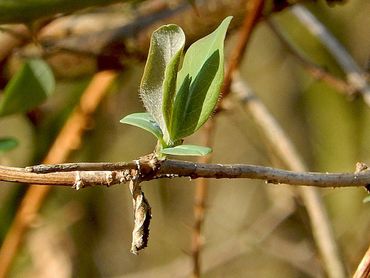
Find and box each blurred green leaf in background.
[0,59,55,117]
[0,137,18,154]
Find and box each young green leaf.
[0,137,18,153]
[120,112,164,144]
[161,144,212,156]
[140,24,185,135]
[162,43,185,141]
[0,59,55,117]
[169,16,232,140]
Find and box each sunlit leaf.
[140,24,185,136]
[161,144,212,156]
[169,16,232,140]
[162,30,185,140]
[0,59,55,117]
[0,137,18,153]
[120,112,163,143]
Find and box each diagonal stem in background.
[266,19,356,96]
[232,75,347,278]
[192,0,265,275]
[191,120,215,278]
[291,5,370,105]
[353,243,370,278]
[0,70,117,278]
[220,0,265,101]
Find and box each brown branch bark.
[0,70,117,278]
[2,159,370,188]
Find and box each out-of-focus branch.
[191,120,215,278]
[122,198,321,278]
[188,0,265,269]
[291,5,370,105]
[0,25,30,68]
[221,0,265,100]
[267,20,356,95]
[0,70,117,278]
[232,75,348,278]
[353,244,370,278]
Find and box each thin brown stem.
[220,0,265,101]
[191,120,215,278]
[0,70,117,278]
[353,244,370,278]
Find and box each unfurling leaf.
[169,16,232,141]
[140,24,185,136]
[161,144,212,156]
[120,112,164,144]
[0,59,55,117]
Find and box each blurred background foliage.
[0,0,369,277]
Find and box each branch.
[0,70,117,278]
[266,19,356,96]
[2,159,370,188]
[291,5,370,106]
[191,120,216,277]
[220,0,265,100]
[232,75,348,277]
[354,244,370,278]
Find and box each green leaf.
[363,195,370,203]
[169,16,232,140]
[0,59,55,117]
[161,144,212,156]
[140,24,185,136]
[0,137,18,153]
[120,112,164,144]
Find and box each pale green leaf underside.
[120,112,163,142]
[363,195,370,203]
[0,137,18,153]
[161,144,212,156]
[169,16,232,140]
[140,24,185,135]
[0,59,55,117]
